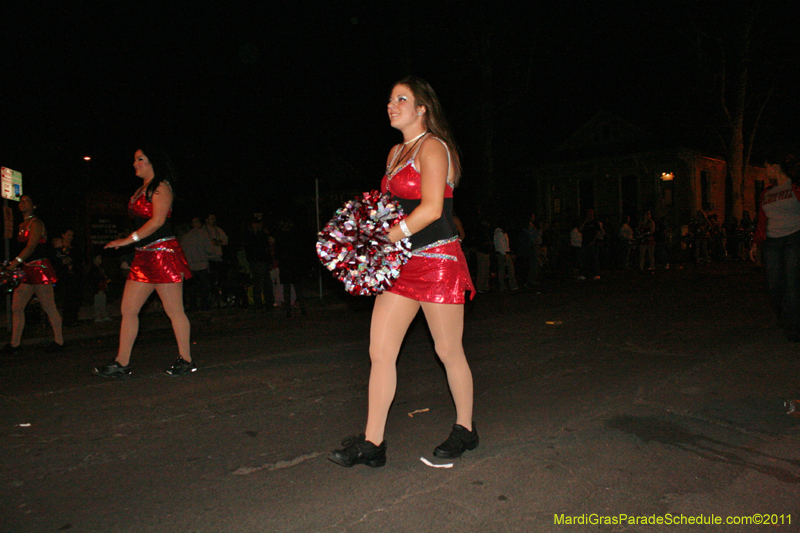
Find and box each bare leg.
[10,284,36,347]
[117,280,156,366]
[420,302,473,430]
[33,285,63,345]
[155,282,191,361]
[365,292,420,445]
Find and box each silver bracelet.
[399,220,413,238]
[131,231,140,242]
[14,256,23,264]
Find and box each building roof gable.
[557,110,652,152]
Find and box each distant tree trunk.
[720,15,750,222]
[700,1,772,222]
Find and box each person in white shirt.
[204,214,228,302]
[494,224,518,291]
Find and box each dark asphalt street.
[1,261,799,532]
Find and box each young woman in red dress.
[1,194,63,354]
[330,77,477,467]
[93,147,194,379]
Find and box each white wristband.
[131,231,140,242]
[399,220,413,238]
[14,257,23,264]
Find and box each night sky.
[2,1,798,230]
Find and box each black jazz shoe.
[93,361,132,380]
[433,423,479,458]
[165,357,197,377]
[328,434,386,468]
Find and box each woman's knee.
[369,346,398,367]
[436,345,467,367]
[12,286,34,311]
[119,303,142,319]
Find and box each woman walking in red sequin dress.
[330,77,477,467]
[93,147,194,379]
[1,194,63,354]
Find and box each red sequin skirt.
[388,239,475,304]
[129,238,192,284]
[22,259,58,285]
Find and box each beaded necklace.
[387,132,429,179]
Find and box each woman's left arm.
[105,183,173,249]
[386,139,448,243]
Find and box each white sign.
[1,167,22,202]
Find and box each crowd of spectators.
[13,204,758,326]
[16,211,313,329]
[457,207,757,291]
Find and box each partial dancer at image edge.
[93,147,194,379]
[1,195,64,355]
[329,76,478,468]
[750,146,800,343]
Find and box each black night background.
[2,1,799,237]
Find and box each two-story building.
[520,111,765,235]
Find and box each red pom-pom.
[0,262,25,293]
[317,191,412,296]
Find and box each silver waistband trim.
[136,236,178,252]
[412,236,459,261]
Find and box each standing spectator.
[204,213,228,303]
[596,217,610,270]
[750,147,800,342]
[638,211,656,271]
[654,216,671,269]
[270,243,293,308]
[580,209,602,280]
[88,253,111,322]
[273,217,307,317]
[538,221,550,272]
[494,222,518,291]
[517,213,541,288]
[474,217,493,293]
[543,221,560,274]
[180,217,214,310]
[53,229,82,326]
[618,215,634,269]
[691,210,711,265]
[709,214,727,260]
[243,215,271,311]
[569,219,583,279]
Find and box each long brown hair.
[393,76,463,185]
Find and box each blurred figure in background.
[180,216,214,311]
[1,195,63,354]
